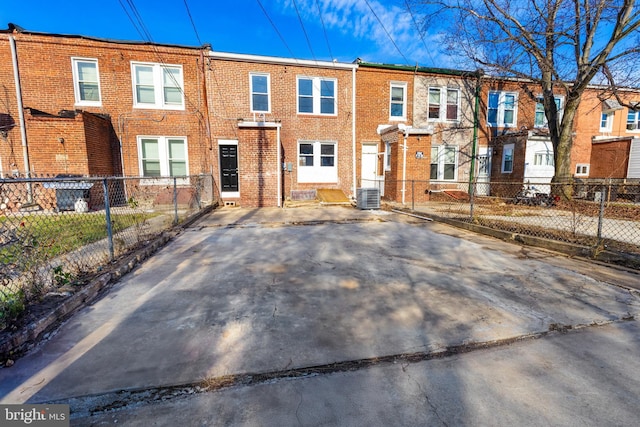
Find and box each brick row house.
[2,24,639,209]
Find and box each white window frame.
[385,142,392,171]
[430,145,458,181]
[250,72,271,113]
[131,62,185,110]
[297,140,338,183]
[600,111,614,132]
[627,109,640,131]
[389,82,407,121]
[297,76,337,116]
[533,151,554,166]
[534,95,564,128]
[137,136,189,183]
[488,91,518,127]
[71,57,101,106]
[501,143,515,173]
[427,87,460,122]
[575,163,590,177]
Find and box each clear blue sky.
[1,0,447,66]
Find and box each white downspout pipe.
[351,66,357,198]
[9,35,30,178]
[401,128,408,205]
[277,125,281,207]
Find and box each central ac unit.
[357,187,380,209]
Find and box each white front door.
[361,144,379,188]
[476,147,492,196]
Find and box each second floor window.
[535,96,563,127]
[488,91,517,127]
[72,58,101,106]
[428,87,459,121]
[627,109,640,130]
[250,73,270,113]
[600,112,614,132]
[390,82,407,120]
[297,77,336,115]
[132,62,184,110]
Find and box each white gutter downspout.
[399,124,409,205]
[9,35,31,179]
[351,66,357,197]
[277,125,281,207]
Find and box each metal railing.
[0,174,218,330]
[374,178,640,258]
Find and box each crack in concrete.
[57,317,636,419]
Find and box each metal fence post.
[469,181,475,221]
[173,176,179,225]
[411,180,415,211]
[597,184,606,241]
[103,178,114,261]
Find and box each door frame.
[218,139,239,198]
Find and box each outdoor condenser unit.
[356,187,380,210]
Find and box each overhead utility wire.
[315,0,335,60]
[363,0,411,65]
[256,0,298,59]
[292,0,317,61]
[183,0,203,46]
[404,0,437,67]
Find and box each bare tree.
[410,0,640,188]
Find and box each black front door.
[220,145,239,192]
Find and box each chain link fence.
[1,174,217,330]
[378,178,640,258]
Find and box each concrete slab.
[73,321,640,426]
[0,206,638,419]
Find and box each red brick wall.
[356,66,414,188]
[589,139,631,179]
[0,32,210,178]
[206,57,355,203]
[83,112,117,176]
[381,130,431,203]
[237,127,280,207]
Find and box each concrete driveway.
[1,206,639,425]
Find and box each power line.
[363,0,410,65]
[292,0,317,61]
[404,0,436,67]
[315,0,335,61]
[183,0,203,46]
[256,0,297,59]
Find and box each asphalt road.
[1,206,638,426]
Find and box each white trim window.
[138,136,188,178]
[488,91,517,127]
[132,62,184,110]
[533,151,554,166]
[627,109,640,131]
[501,143,515,173]
[389,82,407,120]
[250,73,270,113]
[600,112,614,132]
[297,77,336,115]
[430,145,458,181]
[298,140,337,183]
[385,142,392,171]
[575,163,590,176]
[534,95,564,128]
[427,87,459,122]
[72,58,101,106]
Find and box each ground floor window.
[430,145,458,181]
[501,143,514,173]
[298,140,338,183]
[138,136,188,178]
